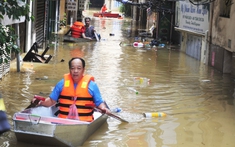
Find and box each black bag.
[150,39,159,47]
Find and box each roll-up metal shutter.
[36,0,46,45]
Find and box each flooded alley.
[1,11,235,147]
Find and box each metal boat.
[13,106,108,147]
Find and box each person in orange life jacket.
[34,57,111,122]
[101,4,107,13]
[65,20,92,40]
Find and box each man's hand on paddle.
[31,95,56,107]
[98,103,111,114]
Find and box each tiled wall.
[0,60,10,79]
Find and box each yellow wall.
[59,0,66,22]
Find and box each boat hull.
[13,106,108,147]
[63,35,96,42]
[93,12,121,18]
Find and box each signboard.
[66,1,77,11]
[178,1,209,33]
[0,15,25,26]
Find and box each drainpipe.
[169,2,175,44]
[208,0,214,65]
[55,0,59,35]
[133,0,137,21]
[25,0,33,52]
[203,30,209,64]
[109,0,112,10]
[156,12,159,40]
[32,0,36,46]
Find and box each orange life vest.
[71,21,85,38]
[57,74,95,122]
[101,5,107,13]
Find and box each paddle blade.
[25,99,41,109]
[86,102,129,123]
[108,112,129,123]
[94,107,129,123]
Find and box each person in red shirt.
[101,4,107,13]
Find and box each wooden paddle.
[86,103,129,123]
[25,95,46,109]
[94,107,129,123]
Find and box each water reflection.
[1,10,235,147]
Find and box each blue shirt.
[85,25,95,39]
[49,79,104,106]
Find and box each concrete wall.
[208,44,232,74]
[209,0,235,74]
[232,53,235,76]
[211,0,235,52]
[209,44,224,72]
[223,50,232,73]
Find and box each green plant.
[119,4,131,17]
[0,0,32,21]
[0,24,19,63]
[0,0,34,64]
[60,13,67,26]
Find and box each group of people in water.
[65,4,108,41]
[65,17,97,40]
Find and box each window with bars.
[220,0,232,18]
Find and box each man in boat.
[65,19,93,40]
[84,17,100,40]
[34,57,111,122]
[100,4,107,13]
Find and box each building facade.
[174,0,235,75]
[209,0,235,74]
[174,0,210,64]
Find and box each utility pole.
[15,24,21,72]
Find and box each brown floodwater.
[1,10,235,147]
